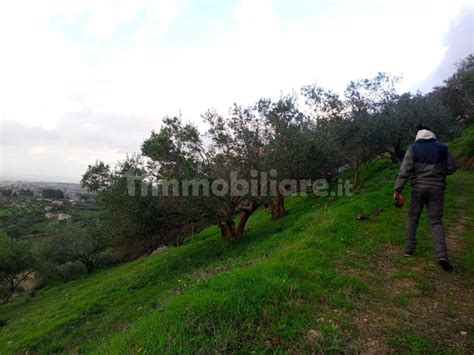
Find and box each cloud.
[0,113,157,182]
[418,6,474,91]
[0,121,59,147]
[40,0,184,40]
[1,110,160,152]
[0,0,184,130]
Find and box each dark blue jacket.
[395,136,457,192]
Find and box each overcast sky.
[0,0,473,182]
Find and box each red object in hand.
[394,193,405,208]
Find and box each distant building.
[51,200,63,206]
[69,198,79,205]
[45,212,56,219]
[44,206,53,212]
[57,213,72,221]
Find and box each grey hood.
[415,129,436,141]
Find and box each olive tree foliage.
[342,73,400,189]
[40,222,107,274]
[302,72,461,188]
[301,84,346,171]
[81,160,112,192]
[141,111,267,241]
[141,116,213,234]
[344,72,399,115]
[142,116,205,180]
[302,73,398,190]
[204,105,267,238]
[432,54,474,123]
[0,233,35,303]
[81,154,189,258]
[256,95,336,219]
[377,92,460,163]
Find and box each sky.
[0,0,473,183]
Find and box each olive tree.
[378,92,460,163]
[302,73,398,191]
[204,105,268,238]
[433,54,474,122]
[142,112,267,241]
[257,95,336,219]
[0,233,35,303]
[40,223,107,274]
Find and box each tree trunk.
[352,160,360,191]
[86,259,95,274]
[388,150,401,164]
[219,202,260,241]
[219,220,237,241]
[79,258,95,274]
[2,279,15,304]
[267,192,287,220]
[2,272,31,304]
[388,139,405,164]
[353,161,371,192]
[236,212,250,238]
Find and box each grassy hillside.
[1,160,473,353]
[450,123,474,169]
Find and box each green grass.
[450,123,474,156]
[1,160,473,353]
[387,333,439,354]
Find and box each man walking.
[394,125,457,271]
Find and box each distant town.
[0,181,97,237]
[0,180,89,199]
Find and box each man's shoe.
[404,252,414,257]
[438,258,453,271]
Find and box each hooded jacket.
[394,130,457,192]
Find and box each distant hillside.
[0,181,87,194]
